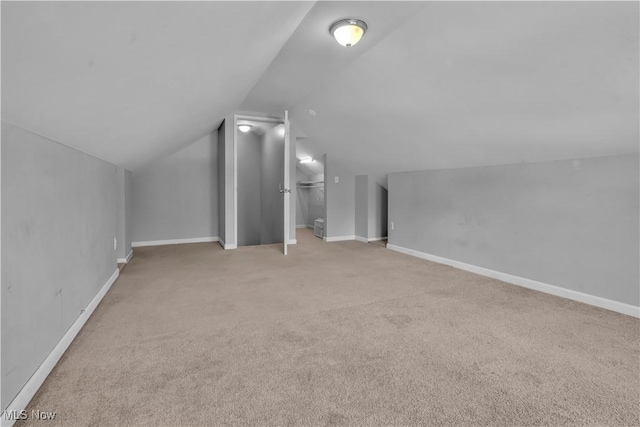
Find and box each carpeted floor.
[19,229,639,426]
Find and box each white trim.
[386,244,640,318]
[324,235,355,242]
[288,239,297,245]
[233,116,238,252]
[117,249,133,264]
[354,236,388,243]
[296,225,308,229]
[132,237,219,248]
[1,269,120,427]
[217,238,236,250]
[284,110,290,256]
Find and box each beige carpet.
[19,229,639,426]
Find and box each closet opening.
[295,154,326,242]
[236,117,287,248]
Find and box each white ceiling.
[248,1,640,175]
[1,1,313,169]
[3,1,638,174]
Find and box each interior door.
[283,110,291,255]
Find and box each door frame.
[233,114,287,251]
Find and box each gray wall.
[131,132,218,243]
[237,131,262,246]
[124,169,132,254]
[325,156,355,238]
[355,175,368,239]
[260,125,285,245]
[218,121,226,244]
[1,122,117,410]
[116,168,132,259]
[388,154,639,306]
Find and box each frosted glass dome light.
[238,124,252,133]
[329,19,368,47]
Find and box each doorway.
[234,115,290,252]
[295,154,326,241]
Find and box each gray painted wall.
[131,132,218,243]
[355,175,368,239]
[218,121,226,244]
[124,169,132,255]
[116,168,132,259]
[260,125,285,245]
[388,154,639,306]
[237,131,262,246]
[1,122,117,410]
[325,156,355,238]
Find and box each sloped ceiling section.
[1,1,314,169]
[3,2,638,174]
[240,1,428,113]
[246,1,639,175]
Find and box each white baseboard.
[296,225,308,229]
[288,239,297,245]
[117,249,133,264]
[216,237,237,250]
[386,244,640,318]
[1,269,120,427]
[132,236,219,248]
[324,235,355,242]
[356,236,387,243]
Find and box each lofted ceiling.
[1,1,313,169]
[3,1,638,174]
[246,1,640,175]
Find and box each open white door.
[283,111,291,255]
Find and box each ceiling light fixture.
[299,157,314,164]
[238,124,252,133]
[329,18,368,47]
